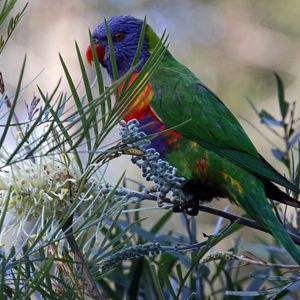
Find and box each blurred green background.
[1,0,300,242]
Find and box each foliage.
[0,2,300,299]
[0,0,27,55]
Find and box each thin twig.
[201,251,300,270]
[63,218,104,300]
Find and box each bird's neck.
[117,71,182,158]
[117,72,154,122]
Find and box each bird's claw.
[172,199,199,216]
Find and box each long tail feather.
[227,181,300,264]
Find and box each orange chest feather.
[117,72,182,157]
[118,73,154,122]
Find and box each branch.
[99,187,300,246]
[196,204,300,246]
[63,218,104,300]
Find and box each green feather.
[146,24,161,54]
[225,174,300,264]
[150,51,300,194]
[147,45,300,263]
[111,20,300,263]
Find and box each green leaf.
[0,2,28,54]
[176,223,237,298]
[176,263,183,282]
[6,84,60,165]
[0,55,26,149]
[151,211,172,234]
[75,41,98,141]
[294,140,300,192]
[118,16,147,100]
[0,35,4,48]
[59,53,92,154]
[0,0,17,27]
[271,148,286,162]
[89,30,105,126]
[225,290,269,296]
[274,72,289,121]
[0,186,11,231]
[149,264,166,300]
[0,255,6,297]
[259,109,282,127]
[127,259,144,299]
[37,85,82,172]
[159,266,177,299]
[21,258,54,298]
[104,18,119,82]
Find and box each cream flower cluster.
[0,153,81,220]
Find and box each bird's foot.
[172,196,199,216]
[186,202,199,216]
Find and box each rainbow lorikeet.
[86,16,300,263]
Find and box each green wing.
[150,52,300,193]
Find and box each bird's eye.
[113,32,125,42]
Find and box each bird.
[86,15,300,263]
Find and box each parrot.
[86,16,300,263]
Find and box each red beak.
[86,44,105,65]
